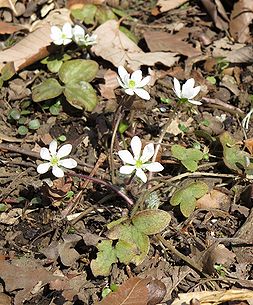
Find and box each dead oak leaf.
[155,0,188,13]
[230,0,253,43]
[0,21,27,34]
[0,0,17,14]
[0,260,58,305]
[91,20,178,70]
[95,277,150,305]
[99,69,118,99]
[144,31,201,58]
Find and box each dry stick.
[67,172,134,207]
[61,153,107,218]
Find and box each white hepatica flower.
[117,66,151,100]
[50,23,73,45]
[37,140,77,178]
[118,136,164,183]
[173,77,201,105]
[73,25,97,46]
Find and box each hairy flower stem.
[66,172,134,207]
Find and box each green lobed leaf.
[119,26,139,44]
[90,240,117,277]
[64,81,98,111]
[171,144,187,161]
[180,196,196,217]
[190,182,209,197]
[115,239,136,265]
[59,59,98,84]
[219,131,250,174]
[32,79,63,102]
[186,148,203,161]
[1,62,15,81]
[71,4,97,24]
[18,125,28,136]
[181,159,198,172]
[132,209,171,235]
[28,119,40,130]
[96,6,117,24]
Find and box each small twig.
[66,172,134,207]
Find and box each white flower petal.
[53,38,64,45]
[52,165,64,178]
[136,168,147,183]
[133,88,150,100]
[144,162,164,172]
[73,25,85,36]
[37,162,51,174]
[57,144,72,158]
[62,38,72,45]
[125,88,135,95]
[119,165,136,175]
[62,23,73,38]
[40,148,51,160]
[140,143,154,162]
[58,158,77,169]
[50,26,61,39]
[182,78,195,97]
[118,150,135,165]
[186,86,201,99]
[117,76,127,88]
[131,70,142,84]
[118,66,129,85]
[188,99,202,105]
[139,75,151,87]
[49,140,57,155]
[131,136,142,160]
[173,77,181,98]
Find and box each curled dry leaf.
[0,24,52,72]
[144,31,201,58]
[225,45,253,64]
[91,20,178,70]
[154,0,188,13]
[0,21,27,34]
[95,277,149,305]
[229,0,253,43]
[170,290,253,305]
[196,189,231,211]
[201,0,229,30]
[0,0,17,15]
[147,279,166,305]
[99,69,118,99]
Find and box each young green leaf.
[90,240,117,277]
[32,79,63,102]
[131,209,171,235]
[64,81,98,111]
[59,59,98,84]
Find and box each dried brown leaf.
[229,0,253,43]
[91,20,178,70]
[196,189,231,211]
[0,21,27,34]
[67,0,105,9]
[171,290,253,305]
[99,69,118,99]
[225,45,253,63]
[201,0,229,30]
[0,259,58,305]
[95,277,149,305]
[0,24,52,72]
[0,0,17,14]
[155,0,188,13]
[147,279,166,305]
[144,31,201,57]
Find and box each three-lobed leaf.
[59,59,98,84]
[32,78,63,102]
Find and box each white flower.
[37,140,77,178]
[117,66,151,100]
[118,136,164,183]
[173,77,201,105]
[50,23,73,45]
[72,25,97,46]
[242,108,253,130]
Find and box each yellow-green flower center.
[135,159,143,168]
[50,155,59,166]
[128,80,136,89]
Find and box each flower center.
[128,80,136,89]
[50,155,59,166]
[135,159,143,168]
